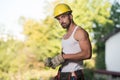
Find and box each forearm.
[62,51,91,61]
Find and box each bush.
[84,69,94,80]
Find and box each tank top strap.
[71,26,78,37]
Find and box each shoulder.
[75,26,89,37]
[75,26,89,41]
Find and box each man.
[44,3,92,80]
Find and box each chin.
[62,26,67,29]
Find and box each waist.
[60,69,83,74]
[61,61,84,72]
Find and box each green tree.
[23,17,65,61]
[110,1,120,28]
[0,38,25,79]
[93,1,120,69]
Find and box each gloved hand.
[44,54,65,69]
[44,57,52,67]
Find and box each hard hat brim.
[54,11,72,18]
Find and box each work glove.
[44,54,65,69]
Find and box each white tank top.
[61,26,83,72]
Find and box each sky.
[0,0,55,41]
[0,0,119,41]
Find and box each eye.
[61,15,66,18]
[56,17,60,21]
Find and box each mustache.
[61,22,66,25]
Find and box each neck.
[67,22,77,32]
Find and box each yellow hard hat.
[54,3,72,17]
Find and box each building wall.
[105,32,120,72]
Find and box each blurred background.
[0,0,120,80]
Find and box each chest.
[63,32,72,39]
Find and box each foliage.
[23,17,65,61]
[84,69,94,80]
[0,0,120,79]
[0,38,26,79]
[95,51,106,69]
[110,1,120,28]
[94,1,120,69]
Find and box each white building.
[105,28,120,72]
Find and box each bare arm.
[62,28,92,60]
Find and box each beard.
[61,21,71,29]
[61,23,68,28]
